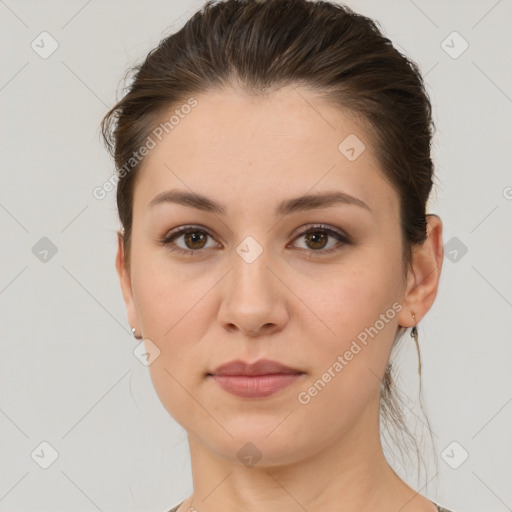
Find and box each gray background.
[1,0,511,511]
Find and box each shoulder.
[436,505,456,512]
[166,502,183,512]
[166,502,456,512]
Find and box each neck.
[177,401,434,512]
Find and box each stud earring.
[131,327,143,340]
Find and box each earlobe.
[397,215,444,327]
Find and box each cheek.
[303,257,402,348]
[290,276,401,443]
[295,248,403,399]
[129,249,231,423]
[131,241,210,338]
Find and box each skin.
[116,85,444,512]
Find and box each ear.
[397,214,444,327]
[115,230,140,335]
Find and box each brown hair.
[101,0,436,476]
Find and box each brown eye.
[160,226,218,255]
[291,225,350,254]
[304,231,329,250]
[160,224,350,257]
[183,230,208,250]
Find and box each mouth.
[207,358,305,398]
[207,373,305,398]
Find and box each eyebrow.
[147,189,371,215]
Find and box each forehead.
[133,85,399,219]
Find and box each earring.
[131,327,143,340]
[410,313,417,341]
[410,312,421,379]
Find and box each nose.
[217,247,289,337]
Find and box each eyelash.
[158,224,351,257]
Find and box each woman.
[101,0,451,510]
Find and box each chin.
[194,418,319,468]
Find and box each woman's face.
[118,85,420,466]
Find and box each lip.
[210,358,303,376]
[208,359,305,399]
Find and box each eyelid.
[291,223,350,242]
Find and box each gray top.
[166,502,454,512]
